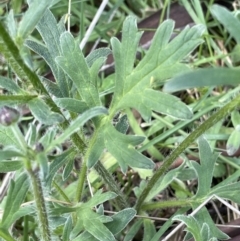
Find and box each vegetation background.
[0,0,240,240]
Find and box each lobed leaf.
[83,190,117,208]
[86,48,111,67]
[56,32,101,108]
[28,97,64,125]
[0,76,23,94]
[1,173,29,229]
[192,137,218,198]
[32,8,70,97]
[210,182,240,204]
[105,208,136,235]
[17,0,52,42]
[0,125,21,147]
[0,161,23,172]
[173,215,204,241]
[81,209,116,241]
[46,147,76,187]
[46,107,108,152]
[110,18,205,121]
[54,98,88,113]
[104,123,155,173]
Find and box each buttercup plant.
[1,1,240,240]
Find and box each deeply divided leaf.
[110,18,205,121]
[1,173,29,229]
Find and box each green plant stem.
[53,180,71,203]
[0,20,126,209]
[75,160,88,202]
[94,161,129,209]
[135,94,240,212]
[26,162,51,241]
[0,229,15,241]
[23,216,29,241]
[142,198,193,211]
[0,21,86,153]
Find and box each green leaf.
[17,0,52,42]
[46,148,76,187]
[25,37,70,97]
[40,76,63,98]
[11,206,35,226]
[232,44,240,63]
[105,208,136,234]
[192,137,218,198]
[54,98,88,113]
[1,173,29,228]
[28,97,64,125]
[63,216,72,241]
[173,215,203,241]
[122,89,193,121]
[84,190,117,208]
[63,158,74,181]
[0,21,50,96]
[200,223,211,241]
[211,4,240,43]
[6,10,17,39]
[36,152,48,179]
[0,147,23,160]
[210,182,240,203]
[0,161,23,172]
[0,228,15,241]
[39,126,57,149]
[85,128,105,168]
[226,129,240,155]
[86,48,111,67]
[0,125,21,148]
[72,231,98,241]
[163,68,240,93]
[46,107,108,151]
[189,207,229,240]
[0,76,23,94]
[110,16,143,102]
[110,18,204,121]
[134,167,180,202]
[0,95,36,105]
[143,219,156,241]
[115,114,129,134]
[123,219,143,241]
[81,209,116,241]
[103,123,155,173]
[56,31,101,107]
[231,110,240,128]
[34,8,70,97]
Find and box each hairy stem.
[26,163,51,241]
[0,21,125,208]
[135,94,240,212]
[94,161,129,209]
[75,160,88,202]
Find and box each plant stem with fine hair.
[135,94,240,212]
[26,162,51,241]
